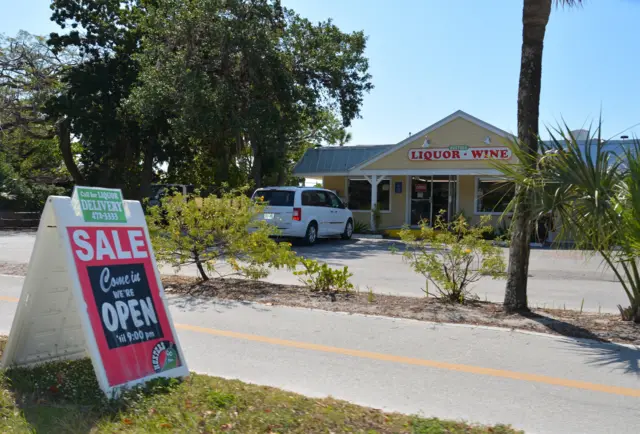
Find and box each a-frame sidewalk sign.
[1,186,189,397]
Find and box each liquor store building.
[292,110,517,230]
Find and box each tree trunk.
[138,137,155,201]
[251,139,262,189]
[193,250,209,281]
[504,0,551,313]
[58,118,84,185]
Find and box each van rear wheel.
[304,222,318,245]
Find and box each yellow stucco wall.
[381,175,407,227]
[361,118,515,171]
[322,176,346,199]
[457,175,476,223]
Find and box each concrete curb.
[352,233,383,240]
[167,294,640,351]
[0,274,24,279]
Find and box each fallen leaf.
[220,423,233,431]
[264,409,271,413]
[122,418,134,425]
[159,423,172,429]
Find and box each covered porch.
[323,169,508,232]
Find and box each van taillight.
[292,208,302,221]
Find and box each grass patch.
[0,340,521,433]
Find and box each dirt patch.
[0,262,27,276]
[164,275,640,346]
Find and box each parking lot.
[0,230,627,313]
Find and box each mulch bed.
[0,262,27,276]
[1,260,637,345]
[163,275,640,346]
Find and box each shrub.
[147,190,298,281]
[396,212,506,303]
[294,258,353,300]
[353,220,369,234]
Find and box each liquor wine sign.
[1,187,188,397]
[408,146,512,161]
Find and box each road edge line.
[175,322,640,398]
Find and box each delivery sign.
[67,226,182,387]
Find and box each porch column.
[370,174,377,231]
[364,175,388,231]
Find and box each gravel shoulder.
[163,275,640,346]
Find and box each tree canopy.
[0,32,72,210]
[35,0,372,201]
[130,0,372,188]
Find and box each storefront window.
[348,179,390,211]
[476,179,514,213]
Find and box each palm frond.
[554,0,583,8]
[496,119,640,318]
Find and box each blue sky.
[3,0,639,144]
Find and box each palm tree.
[337,130,352,147]
[499,125,640,322]
[504,0,582,312]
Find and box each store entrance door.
[410,176,457,226]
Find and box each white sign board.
[1,187,188,397]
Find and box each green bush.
[0,160,67,211]
[294,258,353,299]
[353,220,369,234]
[396,212,506,303]
[147,189,298,281]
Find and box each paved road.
[0,230,628,313]
[1,275,639,434]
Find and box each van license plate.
[263,213,275,220]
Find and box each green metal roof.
[293,145,393,176]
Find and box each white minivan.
[251,187,354,245]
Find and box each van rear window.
[253,190,295,207]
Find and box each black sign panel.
[87,264,164,349]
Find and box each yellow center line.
[175,323,640,398]
[1,296,638,397]
[0,296,19,302]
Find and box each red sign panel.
[67,226,181,387]
[408,147,512,161]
